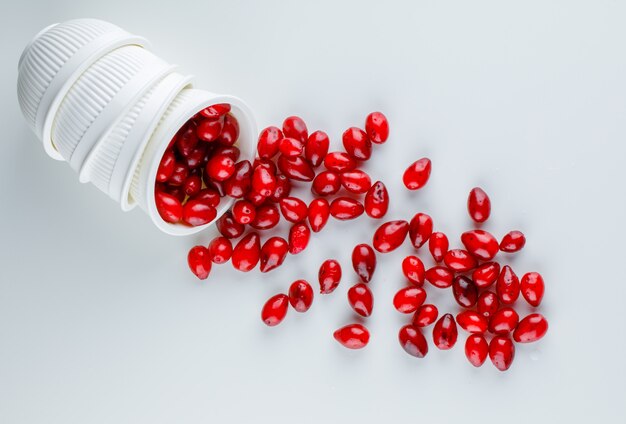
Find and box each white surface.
[1,1,625,423]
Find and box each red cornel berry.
[330,197,364,220]
[282,116,308,142]
[465,334,489,367]
[261,294,289,326]
[443,249,477,272]
[257,126,283,159]
[428,232,449,262]
[259,237,289,273]
[409,212,433,249]
[333,324,370,349]
[288,222,310,255]
[347,283,374,317]
[208,237,232,264]
[365,111,389,144]
[496,265,520,304]
[342,127,372,160]
[364,181,389,219]
[433,313,458,350]
[305,131,330,167]
[401,255,425,286]
[460,230,499,261]
[187,246,212,280]
[398,324,428,358]
[489,336,515,371]
[351,244,376,283]
[288,280,314,313]
[521,272,545,307]
[467,187,491,223]
[500,230,526,253]
[403,158,431,190]
[372,220,409,253]
[319,259,342,294]
[513,314,548,343]
[393,287,427,313]
[232,232,261,272]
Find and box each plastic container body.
[17,19,256,235]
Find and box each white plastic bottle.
[17,18,256,235]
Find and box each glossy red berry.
[500,230,526,253]
[194,188,220,207]
[305,130,330,167]
[425,266,454,288]
[253,157,277,175]
[216,211,245,238]
[231,200,256,224]
[521,272,545,307]
[232,232,261,272]
[412,304,439,327]
[319,259,342,294]
[257,126,283,159]
[251,165,276,197]
[282,116,308,142]
[342,127,372,160]
[365,111,389,144]
[185,144,207,169]
[277,155,315,181]
[489,336,515,371]
[428,232,449,262]
[206,154,235,181]
[408,212,433,248]
[197,118,223,142]
[312,171,341,196]
[250,204,280,230]
[351,244,376,283]
[364,181,389,219]
[308,198,330,232]
[269,174,291,202]
[214,145,241,162]
[208,236,233,264]
[341,170,372,194]
[398,324,428,358]
[288,280,314,312]
[156,150,176,182]
[465,334,489,367]
[472,262,501,288]
[489,307,519,335]
[245,190,268,207]
[278,137,304,157]
[513,314,548,343]
[496,265,520,304]
[452,276,478,308]
[393,287,427,313]
[176,123,199,155]
[288,222,310,254]
[183,174,202,197]
[199,103,230,120]
[401,255,425,286]
[403,158,431,190]
[330,197,364,220]
[223,160,252,199]
[333,324,370,349]
[187,245,212,280]
[467,187,491,223]
[477,291,499,318]
[279,197,308,223]
[456,310,488,333]
[259,237,289,273]
[433,313,458,350]
[261,294,289,326]
[443,249,478,272]
[219,114,239,146]
[155,191,183,223]
[182,199,217,226]
[324,151,357,173]
[347,283,374,317]
[372,220,409,253]
[168,162,189,186]
[461,230,499,261]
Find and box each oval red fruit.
[513,313,548,343]
[288,280,314,313]
[472,262,501,288]
[403,158,431,190]
[259,237,289,273]
[351,244,376,283]
[521,272,545,307]
[412,304,439,327]
[428,232,449,262]
[342,127,372,160]
[489,336,515,371]
[305,130,330,167]
[500,230,526,253]
[347,283,374,317]
[364,181,389,219]
[365,111,389,144]
[187,246,212,280]
[261,294,289,326]
[409,212,433,248]
[308,198,330,232]
[444,249,477,272]
[401,255,425,286]
[496,265,520,304]
[433,313,458,350]
[465,334,489,367]
[288,222,310,254]
[333,324,370,349]
[461,230,499,260]
[399,324,428,358]
[330,197,364,220]
[467,187,491,223]
[393,287,427,314]
[372,220,409,253]
[319,259,342,294]
[231,232,261,272]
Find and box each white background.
[1,1,625,423]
